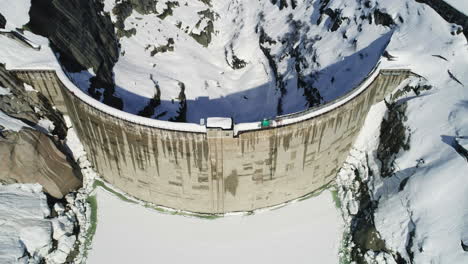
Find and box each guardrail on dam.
[11,67,414,213]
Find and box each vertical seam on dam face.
[10,68,414,214]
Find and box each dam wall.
[11,68,414,213]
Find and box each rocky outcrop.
[0,129,82,198]
[0,13,5,29]
[128,0,158,14]
[27,0,120,106]
[0,65,82,198]
[112,0,173,38]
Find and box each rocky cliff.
[0,13,5,29]
[0,65,82,198]
[27,0,122,109]
[0,129,82,198]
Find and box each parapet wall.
[11,68,414,213]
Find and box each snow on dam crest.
[8,67,414,213]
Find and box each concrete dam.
[10,67,414,213]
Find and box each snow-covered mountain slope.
[67,0,394,122]
[2,0,466,124]
[79,0,467,123]
[335,9,468,261]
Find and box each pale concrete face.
[11,69,412,213]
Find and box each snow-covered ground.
[0,184,79,264]
[95,0,392,122]
[336,12,468,261]
[371,72,468,262]
[444,0,468,15]
[87,188,343,264]
[0,184,51,263]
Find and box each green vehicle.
[261,119,271,127]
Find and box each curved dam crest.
[10,67,414,213]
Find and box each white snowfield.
[0,184,78,264]
[87,188,343,264]
[0,184,51,264]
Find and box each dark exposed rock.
[137,75,161,118]
[198,0,212,7]
[392,83,432,99]
[0,128,82,198]
[190,9,216,47]
[270,0,289,10]
[191,21,214,47]
[324,8,344,32]
[169,82,187,122]
[399,177,410,191]
[348,163,390,263]
[377,101,410,178]
[462,240,468,252]
[225,46,247,70]
[269,0,297,10]
[373,9,395,27]
[316,0,332,25]
[89,76,123,110]
[453,137,468,162]
[432,54,448,61]
[258,27,286,115]
[128,0,158,14]
[448,70,464,86]
[0,12,6,29]
[113,1,137,39]
[157,1,179,20]
[383,50,397,61]
[27,0,119,91]
[112,0,176,38]
[149,38,175,56]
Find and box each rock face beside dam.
[12,68,413,213]
[0,66,81,198]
